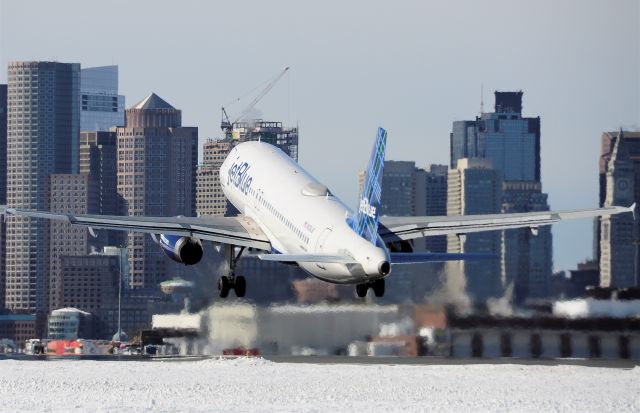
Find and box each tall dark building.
[379,161,417,216]
[0,84,7,204]
[0,218,4,311]
[450,91,552,302]
[501,181,553,300]
[0,84,6,311]
[451,91,541,181]
[117,93,198,288]
[80,131,121,247]
[415,165,448,253]
[363,161,448,252]
[355,162,449,303]
[5,61,80,313]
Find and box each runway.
[2,354,638,369]
[266,355,639,368]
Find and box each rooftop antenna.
[480,84,484,115]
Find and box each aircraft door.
[314,227,332,270]
[315,227,332,253]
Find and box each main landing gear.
[355,278,385,298]
[218,245,247,298]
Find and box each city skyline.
[1,0,639,271]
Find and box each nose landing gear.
[355,278,385,298]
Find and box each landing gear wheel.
[235,276,246,298]
[372,278,385,297]
[355,283,368,298]
[218,276,231,298]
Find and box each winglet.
[349,127,387,244]
[630,203,637,221]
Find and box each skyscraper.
[80,131,121,247]
[501,181,553,299]
[447,158,503,302]
[80,66,125,132]
[599,132,638,288]
[117,93,198,288]
[451,91,540,181]
[596,131,640,286]
[415,165,448,253]
[48,173,99,311]
[356,161,449,302]
[450,91,552,302]
[380,161,418,216]
[375,161,448,252]
[0,84,6,310]
[5,61,80,312]
[0,84,7,205]
[196,139,233,216]
[0,218,4,311]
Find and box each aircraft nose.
[378,260,391,276]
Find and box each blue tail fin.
[350,127,387,244]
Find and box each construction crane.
[220,66,290,135]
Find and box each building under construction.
[196,121,299,217]
[225,120,298,161]
[197,67,298,217]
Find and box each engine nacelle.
[159,235,203,265]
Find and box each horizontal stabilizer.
[258,253,358,264]
[391,252,497,264]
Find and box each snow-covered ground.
[1,358,638,412]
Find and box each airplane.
[0,127,634,298]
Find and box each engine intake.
[159,235,203,265]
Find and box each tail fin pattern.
[350,127,386,244]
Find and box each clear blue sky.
[1,0,639,271]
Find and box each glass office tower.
[80,66,124,132]
[449,91,551,302]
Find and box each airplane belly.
[298,262,371,284]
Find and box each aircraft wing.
[378,204,635,242]
[0,206,271,251]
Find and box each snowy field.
[1,358,639,412]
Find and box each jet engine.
[159,235,203,265]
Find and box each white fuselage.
[220,141,390,284]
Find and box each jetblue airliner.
[1,128,634,298]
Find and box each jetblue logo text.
[228,161,253,195]
[359,198,377,219]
